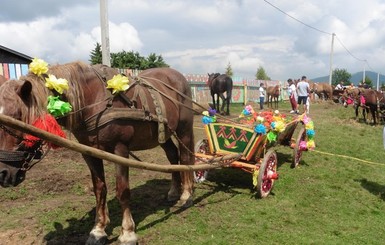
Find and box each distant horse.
[207,73,233,115]
[266,85,281,109]
[342,87,379,125]
[311,82,333,101]
[0,62,195,244]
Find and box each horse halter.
[0,124,47,171]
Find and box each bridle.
[0,124,49,171]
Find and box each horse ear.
[16,80,33,102]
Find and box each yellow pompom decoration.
[202,111,209,116]
[45,74,69,94]
[106,74,130,94]
[307,140,315,149]
[274,121,286,132]
[305,121,314,130]
[29,58,49,76]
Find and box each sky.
[1,0,385,81]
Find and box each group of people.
[257,75,311,114]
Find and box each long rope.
[312,150,385,167]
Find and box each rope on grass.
[312,149,385,167]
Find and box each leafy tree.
[89,42,102,65]
[225,62,233,77]
[255,66,270,80]
[332,68,351,86]
[146,53,169,69]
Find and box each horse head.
[0,78,43,187]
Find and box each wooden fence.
[0,63,289,105]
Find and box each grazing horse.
[266,85,281,109]
[207,73,233,115]
[0,62,195,245]
[311,82,333,101]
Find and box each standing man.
[287,79,297,113]
[258,83,265,110]
[296,76,310,114]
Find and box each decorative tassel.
[24,114,66,149]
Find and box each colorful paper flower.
[208,108,216,116]
[106,74,130,94]
[267,131,278,142]
[306,129,315,138]
[29,58,49,76]
[299,140,308,151]
[305,121,314,130]
[307,140,315,150]
[47,95,72,117]
[274,121,286,132]
[257,116,264,123]
[45,74,69,94]
[254,123,266,134]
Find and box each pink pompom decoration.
[299,140,308,151]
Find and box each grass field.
[1,100,385,244]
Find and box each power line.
[264,0,378,76]
[263,0,332,35]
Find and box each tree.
[361,76,373,88]
[255,66,270,80]
[332,68,351,86]
[225,62,233,77]
[89,42,102,65]
[146,53,169,69]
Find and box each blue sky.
[1,0,384,81]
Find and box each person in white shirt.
[296,76,310,114]
[258,83,265,110]
[287,79,297,113]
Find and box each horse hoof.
[86,234,108,245]
[175,197,193,208]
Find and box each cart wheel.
[291,127,306,168]
[194,139,210,183]
[256,149,278,198]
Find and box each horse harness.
[83,71,169,144]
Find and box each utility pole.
[328,33,335,86]
[100,0,111,66]
[362,60,366,85]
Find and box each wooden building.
[0,45,32,79]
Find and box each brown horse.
[207,73,233,115]
[0,62,195,244]
[266,85,281,109]
[311,82,333,101]
[0,74,6,85]
[342,87,380,125]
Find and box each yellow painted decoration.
[106,74,130,94]
[45,74,69,94]
[29,58,48,76]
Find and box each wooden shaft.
[0,114,241,173]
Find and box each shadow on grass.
[44,178,190,244]
[354,178,385,201]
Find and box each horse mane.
[19,61,89,129]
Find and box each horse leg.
[211,94,217,112]
[113,144,137,245]
[218,93,226,115]
[176,127,195,207]
[161,139,181,202]
[84,155,110,245]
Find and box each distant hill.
[311,71,385,86]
